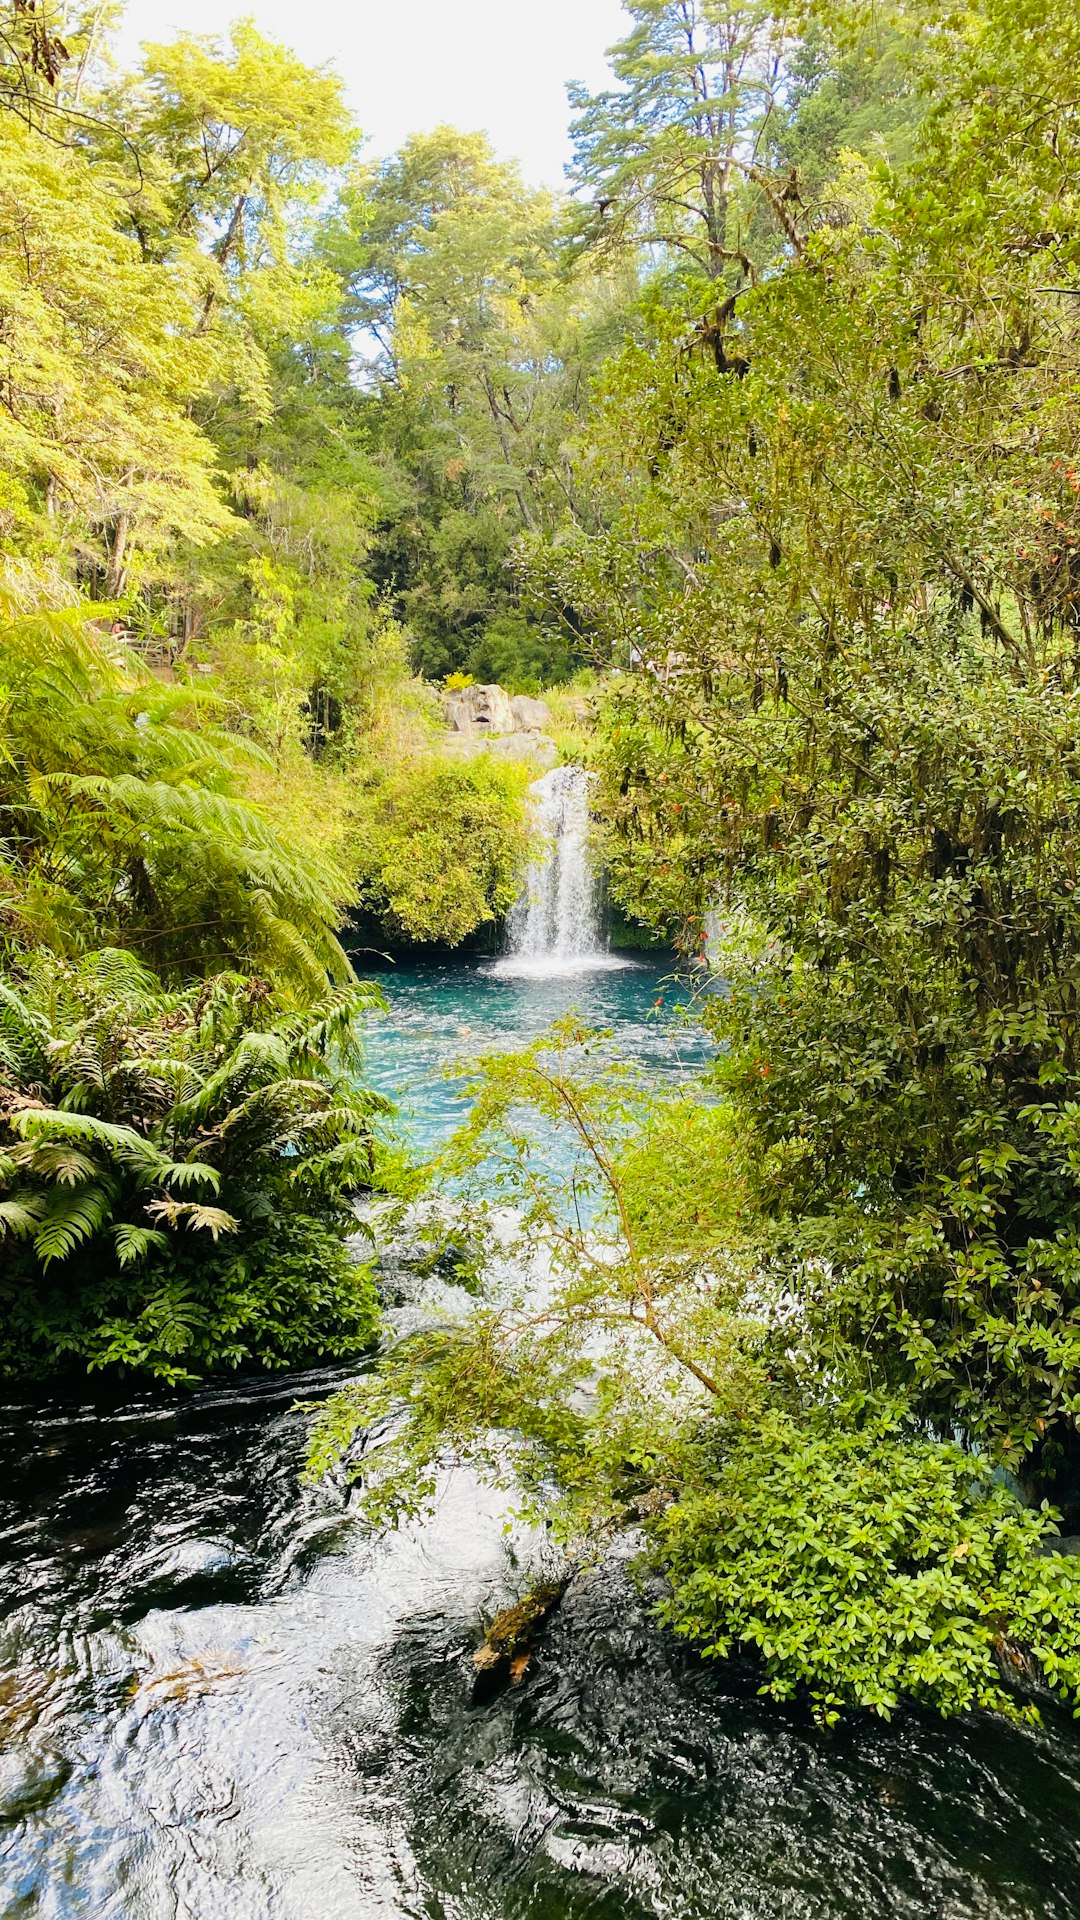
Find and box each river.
[3,956,1080,1917]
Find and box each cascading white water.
[492,764,633,976]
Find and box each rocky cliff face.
[442,684,556,764]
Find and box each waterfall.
[492,765,632,976]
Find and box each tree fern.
[0,952,386,1378]
[0,582,354,991]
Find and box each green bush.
[0,951,386,1382]
[659,1411,1080,1725]
[352,753,534,945]
[311,1030,1080,1725]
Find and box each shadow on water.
[2,963,1080,1916]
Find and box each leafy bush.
[351,753,534,944]
[311,1029,1080,1724]
[0,950,386,1381]
[660,1411,1080,1725]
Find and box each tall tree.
[116,23,354,308]
[322,128,637,683]
[562,0,1080,1464]
[0,115,233,586]
[568,0,791,286]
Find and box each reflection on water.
[3,963,1080,1917]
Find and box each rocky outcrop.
[442,683,556,766]
[444,683,517,735]
[444,683,552,737]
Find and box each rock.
[484,732,558,767]
[441,681,559,767]
[0,1747,70,1820]
[470,1581,566,1704]
[127,1536,254,1600]
[510,694,552,733]
[443,684,553,740]
[444,684,517,735]
[155,1538,247,1581]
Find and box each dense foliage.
[0,2,565,1376]
[320,126,637,686]
[569,0,1080,1467]
[12,0,1080,1727]
[659,1413,1080,1724]
[310,1029,1080,1722]
[0,581,354,989]
[0,951,385,1381]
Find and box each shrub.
[659,1410,1080,1725]
[351,754,534,945]
[0,950,387,1381]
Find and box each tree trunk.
[106,512,130,598]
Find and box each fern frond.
[0,979,47,1078]
[158,1160,221,1194]
[0,1193,46,1238]
[145,1198,238,1239]
[168,1030,294,1128]
[113,1223,170,1267]
[34,1182,111,1266]
[18,1140,100,1185]
[11,1106,161,1171]
[71,948,162,1001]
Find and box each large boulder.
[444,683,517,735]
[510,693,552,733]
[443,684,553,738]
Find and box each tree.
[0,115,233,586]
[568,0,791,287]
[322,128,636,683]
[766,10,921,194]
[350,752,536,945]
[117,22,354,305]
[0,573,356,990]
[0,0,73,125]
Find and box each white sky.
[114,0,628,186]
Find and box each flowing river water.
[5,942,1080,1915]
